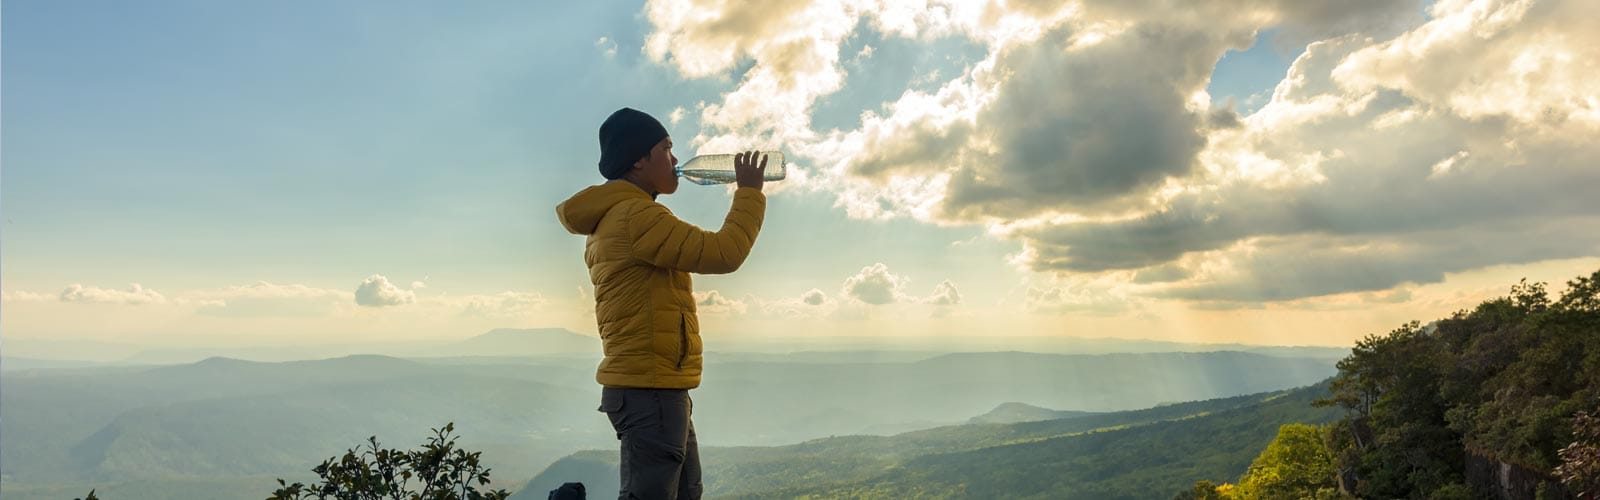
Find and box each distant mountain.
[689,351,1337,446]
[967,402,1096,425]
[119,345,379,365]
[0,354,605,489]
[1,338,148,362]
[428,328,600,357]
[510,451,618,500]
[2,350,1338,499]
[704,335,1351,360]
[518,381,1342,499]
[1,357,108,372]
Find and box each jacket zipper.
[677,313,688,371]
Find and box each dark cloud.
[1012,32,1600,290]
[1131,264,1192,284]
[1157,220,1600,302]
[940,23,1227,219]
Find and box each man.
[555,107,768,500]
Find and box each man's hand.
[734,150,767,191]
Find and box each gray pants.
[599,387,701,500]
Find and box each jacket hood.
[556,181,651,235]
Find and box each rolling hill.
[514,381,1341,499]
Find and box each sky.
[3,0,1597,349]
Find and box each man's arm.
[628,188,766,274]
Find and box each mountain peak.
[969,402,1096,425]
[192,356,256,366]
[473,327,587,339]
[437,327,599,357]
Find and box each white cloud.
[458,291,545,318]
[693,290,748,315]
[58,283,167,305]
[669,106,687,126]
[183,281,346,300]
[1,290,52,302]
[1331,0,1600,131]
[855,44,875,60]
[926,280,961,306]
[842,262,906,305]
[179,281,347,317]
[354,275,416,307]
[644,0,857,152]
[596,36,618,58]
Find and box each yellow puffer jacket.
[556,181,766,389]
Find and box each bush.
[269,422,510,500]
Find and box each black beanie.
[597,107,669,180]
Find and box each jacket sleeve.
[628,187,766,274]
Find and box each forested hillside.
[1183,269,1600,499]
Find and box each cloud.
[1,290,52,302]
[939,26,1224,218]
[458,291,545,318]
[58,283,167,305]
[669,106,687,126]
[1131,264,1192,284]
[644,0,859,151]
[802,288,827,305]
[648,0,1600,304]
[1331,0,1600,130]
[184,281,346,300]
[181,281,347,317]
[354,275,416,307]
[1156,220,1600,303]
[926,280,961,306]
[1023,284,1132,316]
[596,36,618,58]
[693,290,748,315]
[1012,13,1600,298]
[843,263,906,305]
[855,44,875,60]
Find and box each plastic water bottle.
[675,151,787,185]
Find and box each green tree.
[1236,424,1338,499]
[269,422,510,500]
[1556,409,1600,498]
[1319,269,1600,498]
[1174,480,1229,500]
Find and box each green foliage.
[1180,424,1344,500]
[73,490,100,500]
[1556,409,1600,498]
[269,423,510,500]
[1173,480,1227,500]
[1235,424,1338,499]
[737,383,1342,499]
[1321,269,1600,498]
[1425,483,1473,500]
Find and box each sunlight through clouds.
[644,0,1600,308]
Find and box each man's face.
[633,136,679,195]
